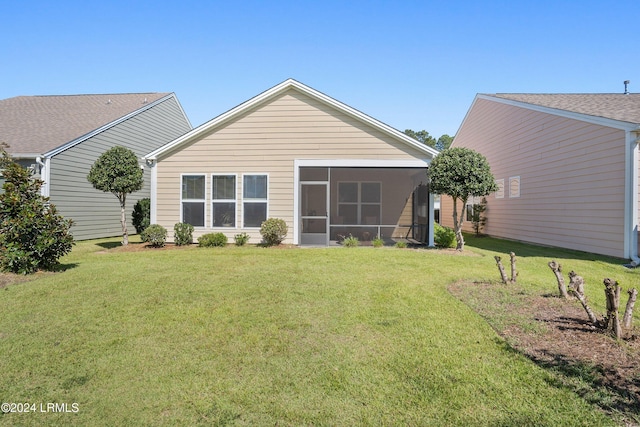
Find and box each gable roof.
[145,79,439,160]
[0,93,173,157]
[486,93,640,126]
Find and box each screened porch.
[298,166,431,246]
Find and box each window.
[181,175,205,227]
[243,174,268,227]
[495,179,505,199]
[337,182,381,224]
[509,176,520,198]
[212,175,236,227]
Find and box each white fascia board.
[294,159,430,168]
[43,93,178,158]
[478,94,640,132]
[145,79,438,161]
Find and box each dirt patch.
[449,281,640,426]
[0,271,56,289]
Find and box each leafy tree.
[87,146,143,246]
[436,134,454,151]
[428,147,498,250]
[404,129,437,149]
[0,150,74,273]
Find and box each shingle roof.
[0,93,170,156]
[488,93,640,125]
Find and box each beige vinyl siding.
[155,89,428,243]
[442,98,627,258]
[49,97,191,240]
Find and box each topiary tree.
[428,147,498,251]
[0,150,74,273]
[87,146,143,246]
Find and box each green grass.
[0,235,637,426]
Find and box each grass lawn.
[0,235,638,426]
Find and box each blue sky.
[2,0,638,138]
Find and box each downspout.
[145,157,158,225]
[629,130,640,266]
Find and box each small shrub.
[174,222,194,246]
[198,232,228,247]
[342,235,359,247]
[260,218,288,246]
[372,236,384,248]
[234,232,250,246]
[434,223,456,248]
[141,224,167,247]
[395,241,408,249]
[132,198,150,234]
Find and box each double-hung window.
[181,175,205,227]
[212,175,236,227]
[243,174,268,227]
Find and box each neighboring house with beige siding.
[441,93,640,262]
[144,79,438,246]
[0,93,192,239]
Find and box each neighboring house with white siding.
[144,79,439,246]
[0,93,192,240]
[441,93,640,262]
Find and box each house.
[0,93,192,240]
[441,92,640,262]
[144,79,439,246]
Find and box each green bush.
[141,224,167,247]
[342,235,359,247]
[174,222,194,246]
[234,232,250,246]
[132,198,150,234]
[260,218,288,246]
[434,223,456,248]
[198,232,228,247]
[372,237,384,248]
[0,151,74,274]
[395,241,408,249]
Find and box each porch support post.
[428,188,435,247]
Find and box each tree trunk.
[623,288,638,330]
[509,252,517,283]
[603,278,622,339]
[568,271,599,326]
[452,198,465,251]
[494,256,508,284]
[548,260,569,299]
[119,193,128,246]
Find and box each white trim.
[211,173,238,229]
[150,161,157,224]
[241,173,269,229]
[624,130,639,262]
[508,176,521,198]
[294,159,430,168]
[44,93,180,158]
[180,173,207,228]
[144,79,439,160]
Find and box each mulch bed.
[449,280,640,426]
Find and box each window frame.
[337,181,382,225]
[180,173,207,227]
[211,174,237,228]
[509,176,521,198]
[242,173,269,228]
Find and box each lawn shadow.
[96,241,123,250]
